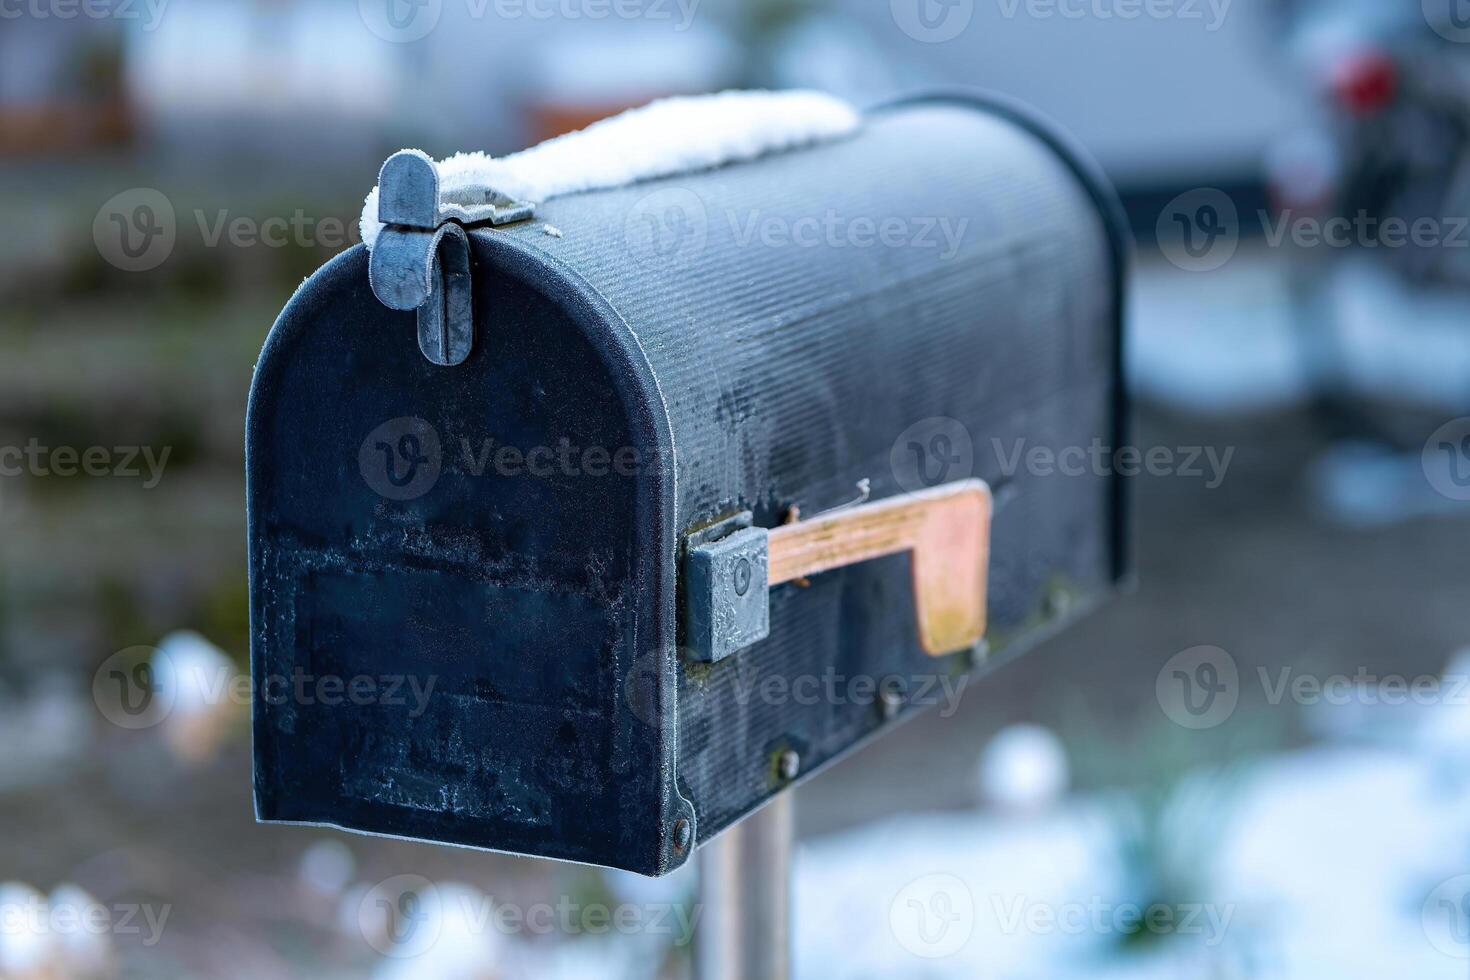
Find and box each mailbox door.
[248,244,690,875]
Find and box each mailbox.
[247,90,1129,876]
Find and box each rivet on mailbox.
[246,90,1130,879]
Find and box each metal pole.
[695,791,794,980]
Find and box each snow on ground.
[1129,248,1470,418]
[1129,249,1306,415]
[795,704,1470,978]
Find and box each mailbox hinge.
[367,149,535,367]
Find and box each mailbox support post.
[695,792,794,980]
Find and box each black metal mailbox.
[247,91,1129,876]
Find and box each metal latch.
[367,149,534,367]
[683,479,993,663]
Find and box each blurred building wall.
[831,0,1306,185]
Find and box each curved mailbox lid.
[477,91,1130,845]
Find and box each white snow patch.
[359,90,860,250]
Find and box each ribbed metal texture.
[515,99,1123,840]
[249,94,1127,874]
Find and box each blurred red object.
[0,101,133,156]
[528,98,662,144]
[1328,49,1398,116]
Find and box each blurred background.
[5,0,1470,976]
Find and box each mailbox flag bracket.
[366,148,534,367]
[683,480,993,664]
